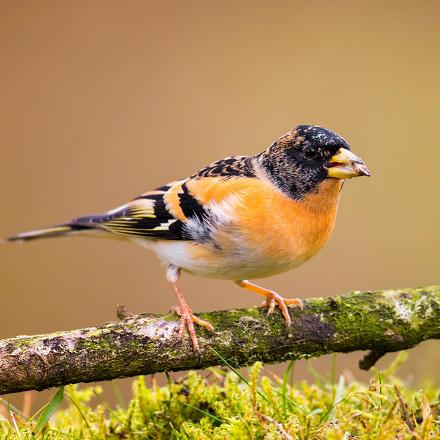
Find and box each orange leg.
[235,280,303,328]
[167,266,213,354]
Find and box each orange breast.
[185,177,343,277]
[236,178,343,265]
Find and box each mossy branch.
[0,286,439,395]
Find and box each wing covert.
[71,182,188,240]
[70,154,257,242]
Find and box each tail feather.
[6,224,91,242]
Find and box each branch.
[0,286,439,395]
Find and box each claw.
[237,280,303,330]
[258,292,303,329]
[171,304,214,355]
[168,268,214,356]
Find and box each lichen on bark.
[0,286,439,395]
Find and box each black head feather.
[257,125,350,199]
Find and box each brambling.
[7,125,370,354]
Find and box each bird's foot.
[170,304,214,355]
[258,292,303,329]
[235,280,303,329]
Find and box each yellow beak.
[326,148,370,179]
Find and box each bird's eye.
[304,150,319,160]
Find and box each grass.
[1,352,439,439]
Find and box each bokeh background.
[1,0,439,409]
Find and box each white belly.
[133,238,302,280]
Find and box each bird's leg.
[167,265,214,354]
[235,280,303,329]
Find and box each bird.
[7,125,370,354]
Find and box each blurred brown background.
[1,0,439,408]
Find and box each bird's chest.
[191,179,342,279]
[236,191,339,270]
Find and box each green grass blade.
[211,348,271,405]
[211,349,309,415]
[321,375,345,421]
[307,408,323,417]
[65,392,92,430]
[331,353,337,402]
[111,381,126,408]
[282,360,295,418]
[180,401,223,424]
[34,386,64,433]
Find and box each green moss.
[2,353,440,439]
[2,286,440,395]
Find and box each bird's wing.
[71,156,258,241]
[69,177,236,241]
[71,180,187,240]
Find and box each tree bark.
[0,286,439,395]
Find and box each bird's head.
[257,125,370,199]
